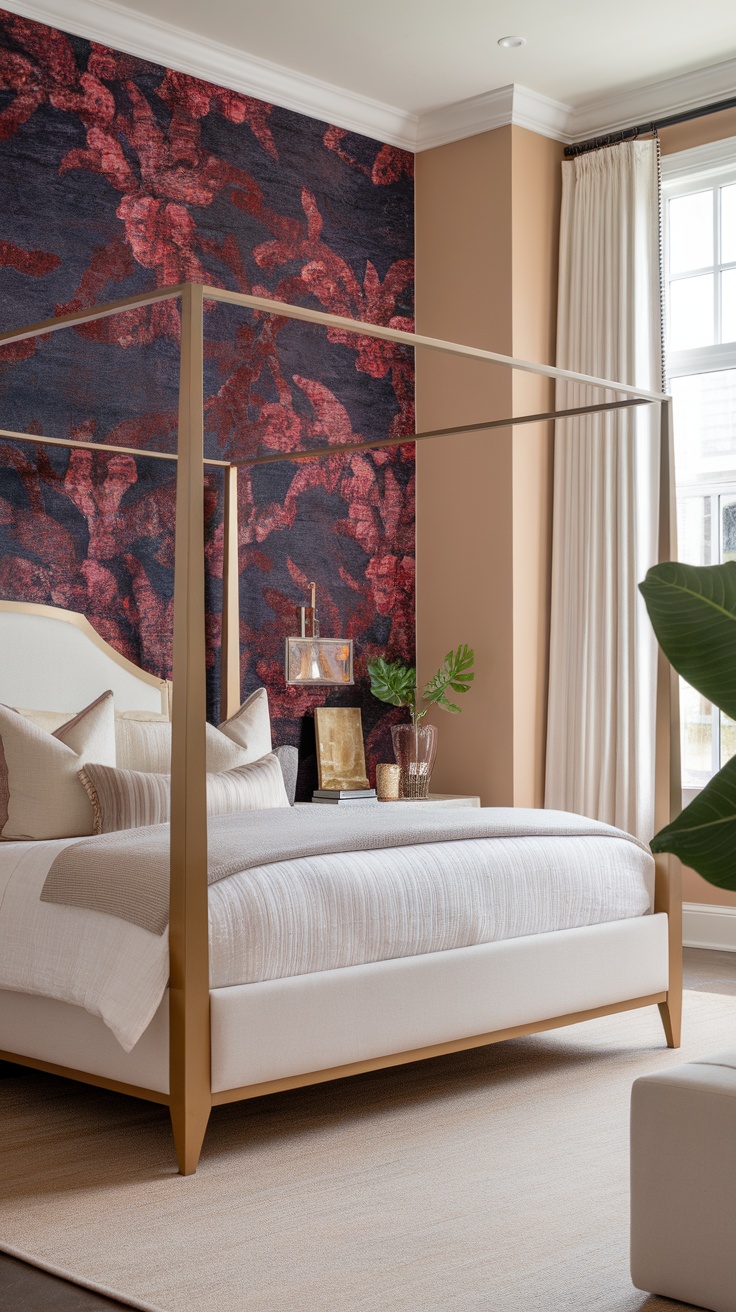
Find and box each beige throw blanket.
[40,804,647,936]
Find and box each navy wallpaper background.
[0,10,415,790]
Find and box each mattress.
[0,820,653,1052]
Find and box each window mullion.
[715,182,721,344]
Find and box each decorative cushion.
[0,693,116,840]
[114,717,271,774]
[273,744,298,806]
[114,714,176,773]
[12,708,71,734]
[218,688,272,762]
[17,689,273,774]
[78,752,290,834]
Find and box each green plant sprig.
[367,646,475,726]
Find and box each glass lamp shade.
[285,637,354,686]
[391,723,438,799]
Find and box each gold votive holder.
[376,763,401,801]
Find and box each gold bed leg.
[169,282,212,1174]
[655,853,682,1049]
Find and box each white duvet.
[0,824,654,1053]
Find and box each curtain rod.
[564,93,736,158]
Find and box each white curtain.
[545,140,662,841]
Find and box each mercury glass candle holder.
[376,762,401,801]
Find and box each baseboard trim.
[683,902,736,953]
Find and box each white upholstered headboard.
[0,601,171,715]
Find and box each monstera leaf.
[639,560,736,720]
[640,559,736,890]
[367,657,416,710]
[369,646,475,723]
[650,753,736,890]
[422,644,475,714]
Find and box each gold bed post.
[654,395,682,1049]
[169,282,212,1173]
[220,464,240,721]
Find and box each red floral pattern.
[0,11,414,791]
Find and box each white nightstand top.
[398,794,481,807]
[296,794,481,807]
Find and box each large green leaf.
[367,657,416,710]
[422,644,475,715]
[650,752,736,890]
[639,560,736,720]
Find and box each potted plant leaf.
[640,560,736,889]
[368,645,474,798]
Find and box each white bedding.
[0,821,654,1054]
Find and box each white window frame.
[662,136,736,805]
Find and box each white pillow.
[0,692,116,840]
[218,688,272,762]
[79,753,289,834]
[16,688,273,774]
[114,688,272,772]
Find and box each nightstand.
[397,794,481,807]
[296,794,481,807]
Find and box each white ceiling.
[7,0,736,149]
[102,0,736,115]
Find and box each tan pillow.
[79,752,289,834]
[0,693,116,840]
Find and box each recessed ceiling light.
[497,35,526,48]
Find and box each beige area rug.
[2,991,735,1312]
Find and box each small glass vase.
[391,723,438,800]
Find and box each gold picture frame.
[314,707,369,790]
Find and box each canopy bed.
[0,283,681,1174]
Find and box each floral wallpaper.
[0,10,415,790]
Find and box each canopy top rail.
[0,398,650,471]
[0,281,668,406]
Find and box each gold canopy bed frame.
[0,281,681,1174]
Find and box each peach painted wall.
[511,127,560,806]
[415,128,515,805]
[662,109,736,909]
[660,107,736,155]
[415,126,561,805]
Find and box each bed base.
[0,902,680,1171]
[211,993,669,1106]
[0,992,670,1113]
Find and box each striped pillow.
[78,752,289,835]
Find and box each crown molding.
[417,85,512,151]
[569,55,736,142]
[2,0,736,155]
[416,84,572,151]
[1,0,419,149]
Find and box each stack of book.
[311,788,378,805]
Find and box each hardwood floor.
[1,947,734,1311]
[0,1254,126,1311]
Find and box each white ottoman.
[631,1051,736,1312]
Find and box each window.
[662,139,736,796]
